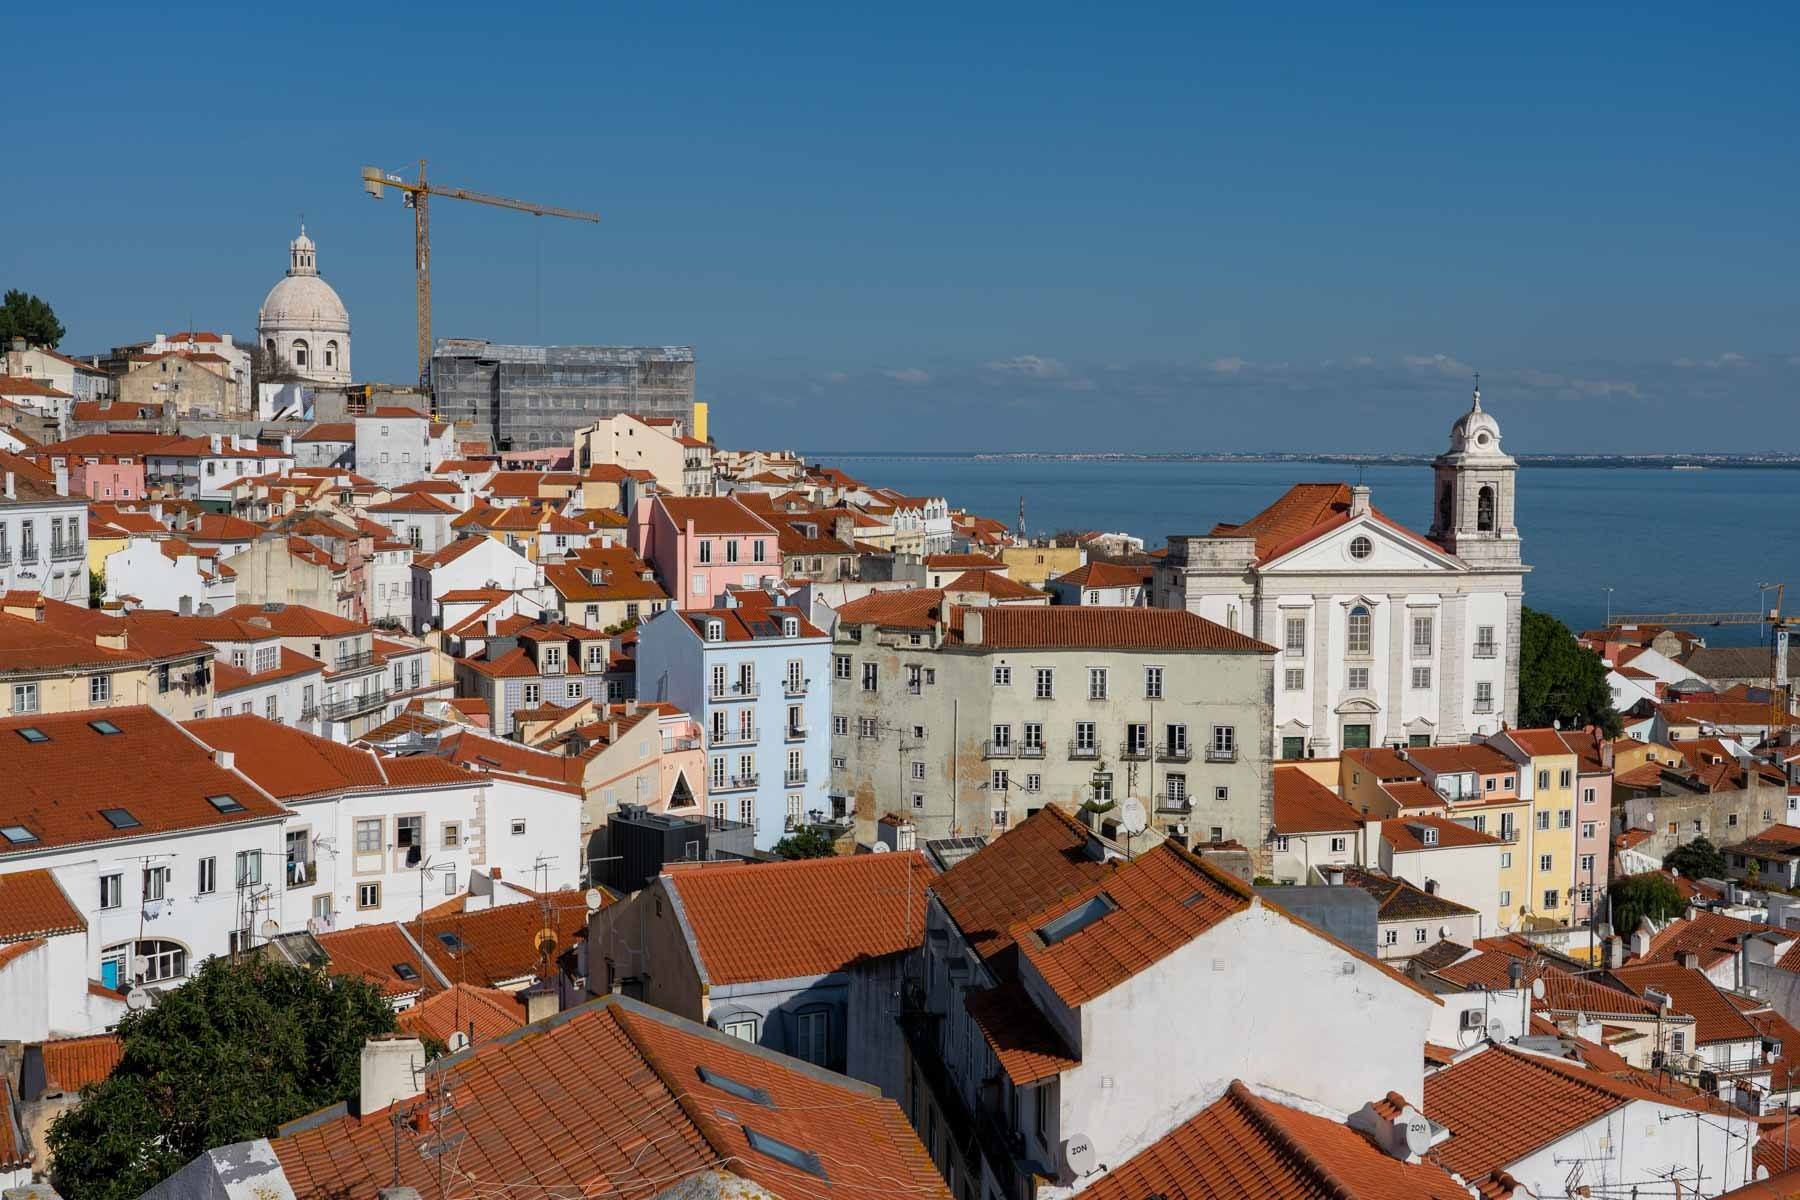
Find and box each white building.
[634,596,832,849]
[102,539,237,616]
[0,460,88,605]
[411,535,544,633]
[144,434,294,503]
[354,408,437,488]
[1156,387,1527,759]
[257,226,351,385]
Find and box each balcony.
[1205,747,1238,763]
[784,724,807,742]
[322,687,389,721]
[1156,793,1192,814]
[1497,828,1520,844]
[1473,701,1495,714]
[784,769,808,786]
[0,551,9,567]
[1120,742,1152,762]
[298,704,320,722]
[1018,742,1046,759]
[721,773,760,791]
[1157,743,1193,763]
[51,541,85,562]
[1068,739,1102,761]
[710,682,758,701]
[1474,643,1499,659]
[331,649,376,673]
[982,740,1017,760]
[784,679,809,697]
[17,548,38,565]
[711,726,759,747]
[286,860,318,887]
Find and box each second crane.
[362,160,600,388]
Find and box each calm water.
[802,456,1800,645]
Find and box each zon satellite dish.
[1486,1018,1507,1044]
[1062,1134,1097,1177]
[125,988,151,1012]
[1531,978,1546,1000]
[1120,798,1148,836]
[1398,1108,1433,1157]
[870,841,891,853]
[584,888,604,913]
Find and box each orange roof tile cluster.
[931,805,1117,961]
[269,996,949,1200]
[962,975,1080,1085]
[396,983,525,1045]
[33,1032,124,1095]
[0,868,88,941]
[1636,910,1772,971]
[0,707,284,856]
[186,715,470,799]
[1383,814,1504,853]
[1082,1080,1467,1200]
[1272,768,1363,833]
[1609,962,1760,1045]
[971,606,1273,652]
[942,569,1047,600]
[663,852,931,985]
[413,891,597,987]
[1050,560,1153,589]
[313,924,437,1000]
[832,587,946,630]
[1013,841,1252,1007]
[677,605,826,643]
[1209,482,1450,566]
[658,495,776,535]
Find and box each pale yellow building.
[999,544,1084,588]
[0,594,215,721]
[1485,729,1580,929]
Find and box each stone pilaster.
[1439,592,1467,743]
[1504,590,1524,729]
[1310,594,1332,753]
[1386,595,1407,746]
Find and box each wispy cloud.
[1675,352,1749,369]
[1402,353,1473,377]
[982,354,1067,379]
[884,367,931,384]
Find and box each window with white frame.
[862,662,878,692]
[993,664,1011,686]
[1348,666,1370,691]
[100,873,122,909]
[358,882,381,910]
[1284,615,1306,655]
[1411,614,1433,656]
[991,769,1009,791]
[832,715,848,736]
[1474,681,1494,710]
[1347,606,1372,655]
[1144,665,1163,699]
[1329,836,1347,853]
[1088,667,1108,700]
[1284,668,1304,691]
[1035,668,1054,699]
[1411,666,1431,689]
[1384,928,1399,946]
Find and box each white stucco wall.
[1384,842,1501,936]
[1498,1094,1753,1199]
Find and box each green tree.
[773,826,838,859]
[1608,871,1685,938]
[48,956,396,1200]
[88,569,105,608]
[1664,836,1727,881]
[0,289,66,348]
[1518,606,1622,736]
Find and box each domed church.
[257,225,351,384]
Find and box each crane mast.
[361,160,600,390]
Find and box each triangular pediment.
[1263,514,1464,574]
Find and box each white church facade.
[1154,387,1527,758]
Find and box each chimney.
[53,463,68,496]
[1608,935,1626,969]
[1676,949,1699,970]
[1632,927,1653,957]
[523,985,559,1025]
[608,720,619,742]
[625,698,638,716]
[1349,484,1372,517]
[281,433,294,455]
[358,1034,425,1115]
[485,610,498,637]
[963,608,984,645]
[3,472,13,500]
[208,433,222,455]
[214,749,235,770]
[1601,739,1615,770]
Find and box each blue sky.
[7,2,1797,452]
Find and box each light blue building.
[634,596,832,849]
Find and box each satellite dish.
[534,927,559,957]
[1062,1134,1097,1177]
[870,841,891,853]
[448,1031,470,1053]
[1398,1108,1433,1157]
[1120,799,1147,836]
[1486,1018,1507,1044]
[584,888,604,913]
[260,919,280,937]
[132,955,149,977]
[125,988,151,1012]
[1531,978,1546,1000]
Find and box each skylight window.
[0,825,38,844]
[437,932,466,953]
[88,720,123,735]
[393,963,419,981]
[206,794,246,814]
[15,728,49,744]
[99,808,141,829]
[743,1128,827,1179]
[697,1067,774,1108]
[1036,893,1118,947]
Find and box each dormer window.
[782,616,799,638]
[1422,827,1439,846]
[706,620,724,642]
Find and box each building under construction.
[431,339,695,451]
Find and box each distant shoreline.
[799,451,1795,469]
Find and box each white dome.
[259,273,349,332]
[1447,389,1505,457]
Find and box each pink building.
[629,495,778,610]
[1563,728,1615,924]
[31,435,152,501]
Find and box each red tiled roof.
[931,805,1115,961]
[0,868,88,941]
[1083,1080,1467,1200]
[185,715,401,798]
[1610,962,1761,1045]
[1272,768,1363,833]
[1384,780,1450,811]
[664,853,931,985]
[832,587,944,630]
[413,891,597,987]
[396,983,525,1045]
[658,495,777,535]
[34,1032,123,1095]
[677,605,827,643]
[1384,814,1504,852]
[1051,560,1152,589]
[1636,910,1771,971]
[314,924,437,1000]
[1013,841,1252,1007]
[1661,700,1796,727]
[0,707,284,856]
[1210,482,1451,566]
[270,996,950,1200]
[0,375,73,398]
[963,975,1080,1084]
[971,606,1273,652]
[942,569,1046,600]
[1398,743,1519,776]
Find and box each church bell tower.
[1428,383,1522,569]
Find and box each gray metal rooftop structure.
[431,339,695,452]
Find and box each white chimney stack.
[214,749,235,770]
[1350,484,1372,517]
[359,1034,425,1116]
[3,471,14,500]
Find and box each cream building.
[258,226,351,385]
[1155,386,1527,758]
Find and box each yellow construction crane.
[361,160,600,388]
[1613,583,1796,735]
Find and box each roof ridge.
[1228,1082,1360,1200]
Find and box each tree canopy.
[1608,871,1685,938]
[48,956,396,1200]
[1518,606,1622,736]
[0,289,65,348]
[773,825,839,859]
[1664,836,1727,882]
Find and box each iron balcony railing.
[1068,739,1102,760]
[332,649,376,672]
[1158,743,1193,762]
[1120,742,1152,761]
[982,740,1017,760]
[710,726,759,747]
[784,769,808,786]
[50,541,85,562]
[1156,793,1192,814]
[1206,747,1238,763]
[710,682,758,700]
[1017,742,1046,759]
[784,679,809,697]
[724,773,760,790]
[1474,643,1499,659]
[1474,701,1495,713]
[286,860,318,886]
[322,688,389,721]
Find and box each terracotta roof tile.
[1336,865,1478,921]
[962,975,1080,1085]
[931,805,1115,961]
[33,1032,123,1095]
[665,853,931,985]
[0,868,88,941]
[314,924,438,1000]
[658,495,777,535]
[1610,961,1761,1044]
[396,983,525,1045]
[972,606,1273,653]
[1637,910,1770,971]
[1272,768,1364,834]
[832,587,945,630]
[1383,814,1503,853]
[1050,560,1152,589]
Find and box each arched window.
[102,938,188,986]
[1477,486,1496,532]
[292,339,309,367]
[1438,483,1453,531]
[1347,606,1372,656]
[265,339,275,356]
[325,340,338,368]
